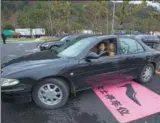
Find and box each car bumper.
[156,61,160,76]
[1,87,32,103]
[39,46,49,51]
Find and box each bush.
[3,22,14,30]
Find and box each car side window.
[89,39,117,57]
[119,38,145,54]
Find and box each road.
[1,42,160,123]
[1,42,41,63]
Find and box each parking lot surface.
[1,42,160,123]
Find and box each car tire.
[50,45,59,50]
[32,78,69,109]
[136,64,154,84]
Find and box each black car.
[38,34,97,51]
[135,35,160,50]
[38,35,70,51]
[1,35,160,109]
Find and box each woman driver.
[97,42,109,56]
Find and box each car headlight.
[1,78,19,87]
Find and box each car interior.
[90,38,117,57]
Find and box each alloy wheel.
[142,66,153,83]
[38,84,63,106]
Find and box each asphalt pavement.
[1,42,160,123]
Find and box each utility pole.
[48,1,53,36]
[111,1,116,34]
[106,1,109,34]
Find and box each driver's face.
[99,43,106,51]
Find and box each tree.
[17,6,34,28]
[50,1,71,33]
[19,0,29,10]
[115,1,148,31]
[85,1,109,33]
[2,1,160,35]
[71,22,83,33]
[3,22,14,30]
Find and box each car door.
[117,37,148,80]
[70,39,125,91]
[71,55,124,91]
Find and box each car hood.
[2,50,58,67]
[1,50,69,76]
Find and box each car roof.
[69,34,102,37]
[80,34,137,41]
[135,34,157,38]
[95,35,117,40]
[66,34,103,40]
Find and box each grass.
[43,37,59,42]
[6,38,36,42]
[4,37,59,42]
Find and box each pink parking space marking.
[93,81,160,123]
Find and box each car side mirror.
[85,52,99,61]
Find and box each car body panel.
[117,36,159,80]
[2,58,69,80]
[134,35,160,50]
[71,56,126,90]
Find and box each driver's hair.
[96,41,107,49]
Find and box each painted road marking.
[93,81,160,123]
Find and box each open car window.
[88,38,117,57]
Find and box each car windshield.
[57,37,96,58]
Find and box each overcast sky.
[112,0,160,10]
[130,1,160,9]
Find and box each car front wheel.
[137,64,154,84]
[32,78,69,109]
[50,45,59,51]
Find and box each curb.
[3,40,44,43]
